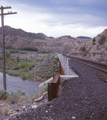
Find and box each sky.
[0,0,107,38]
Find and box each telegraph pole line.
[0,6,17,90]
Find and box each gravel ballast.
[8,58,107,120]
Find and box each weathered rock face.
[70,29,107,63]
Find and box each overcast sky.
[0,0,107,38]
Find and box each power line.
[0,6,17,90]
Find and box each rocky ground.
[3,57,107,120]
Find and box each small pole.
[0,6,17,90]
[1,6,6,90]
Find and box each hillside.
[0,26,91,52]
[70,29,107,63]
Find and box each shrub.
[93,37,96,43]
[44,74,52,80]
[20,72,32,79]
[43,83,48,91]
[92,37,96,45]
[93,53,96,56]
[98,35,106,45]
[5,51,11,58]
[80,46,86,51]
[37,51,49,54]
[18,47,38,51]
[19,62,36,70]
[10,50,19,54]
[0,90,8,100]
[6,58,17,67]
[6,92,19,104]
[2,106,9,116]
[83,52,87,56]
[17,90,25,95]
[16,56,20,62]
[6,70,20,76]
[5,46,14,49]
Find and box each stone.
[32,105,38,109]
[71,116,76,119]
[22,106,26,109]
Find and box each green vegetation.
[0,90,8,100]
[0,51,37,79]
[6,46,38,52]
[17,47,38,51]
[5,61,37,79]
[20,61,36,70]
[34,54,59,81]
[0,89,37,105]
[83,51,88,56]
[43,83,48,92]
[0,89,38,116]
[98,35,106,45]
[0,50,58,81]
[37,51,50,54]
[80,46,86,51]
[6,70,20,76]
[5,46,15,49]
[92,37,96,45]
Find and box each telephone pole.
[0,6,17,90]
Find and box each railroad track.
[64,54,107,82]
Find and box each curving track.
[64,54,107,74]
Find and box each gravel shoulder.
[7,58,107,120]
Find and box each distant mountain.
[0,26,92,52]
[77,36,92,39]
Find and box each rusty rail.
[48,74,60,101]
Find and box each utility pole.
[0,6,17,90]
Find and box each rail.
[64,54,107,74]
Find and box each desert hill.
[0,26,91,52]
[70,29,107,63]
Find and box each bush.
[93,52,96,56]
[37,51,50,54]
[18,47,38,51]
[80,46,86,51]
[6,58,18,67]
[5,46,14,49]
[0,90,8,100]
[44,74,52,80]
[6,70,20,76]
[98,35,106,45]
[43,83,48,91]
[20,72,32,79]
[6,92,19,104]
[83,51,88,56]
[16,56,20,62]
[10,50,19,54]
[19,62,36,70]
[92,37,96,45]
[5,51,11,58]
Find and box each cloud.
[0,0,107,38]
[51,0,71,4]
